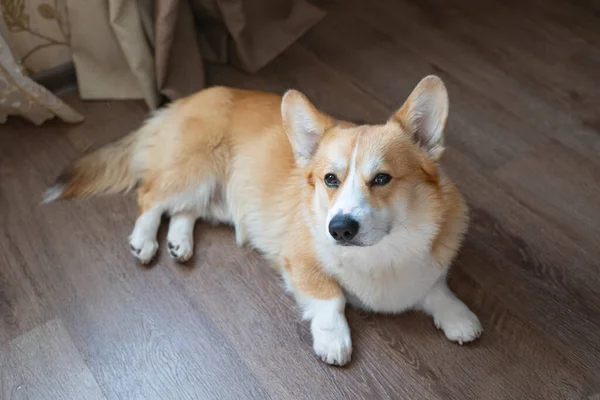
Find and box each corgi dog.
[44,76,482,366]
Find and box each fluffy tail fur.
[43,111,163,203]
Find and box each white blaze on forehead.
[330,134,366,218]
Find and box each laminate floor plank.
[0,319,107,400]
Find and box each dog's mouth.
[331,226,392,248]
[332,235,380,248]
[335,240,365,247]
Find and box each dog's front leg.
[283,259,352,366]
[417,276,482,345]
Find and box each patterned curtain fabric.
[0,0,83,124]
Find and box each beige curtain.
[0,0,83,124]
[66,0,161,108]
[67,0,325,108]
[1,0,324,124]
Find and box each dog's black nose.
[328,215,359,242]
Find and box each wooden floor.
[2,0,600,398]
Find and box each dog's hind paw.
[129,238,158,264]
[167,239,193,263]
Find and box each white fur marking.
[129,207,162,264]
[418,278,482,344]
[300,296,352,366]
[42,185,64,203]
[281,269,294,293]
[167,212,197,262]
[329,135,363,219]
[315,220,442,313]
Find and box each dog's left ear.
[282,90,334,166]
[390,75,449,161]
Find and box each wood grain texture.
[1,0,600,398]
[0,319,106,400]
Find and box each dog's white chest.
[341,259,443,313]
[319,235,445,313]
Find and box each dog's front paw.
[311,314,352,366]
[129,237,158,264]
[434,308,482,345]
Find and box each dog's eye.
[372,173,392,186]
[324,173,340,187]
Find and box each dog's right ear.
[282,90,334,166]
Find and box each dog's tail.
[43,111,164,203]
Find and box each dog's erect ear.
[390,75,449,161]
[282,90,334,166]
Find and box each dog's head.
[282,76,448,247]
